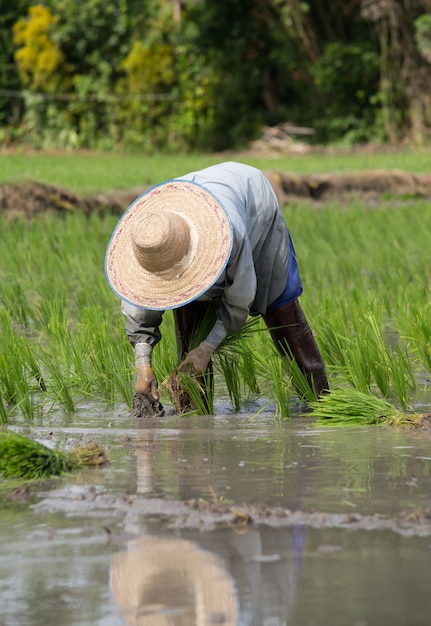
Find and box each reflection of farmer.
[194,524,305,625]
[105,161,328,412]
[110,527,304,626]
[110,537,238,626]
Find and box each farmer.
[105,161,328,413]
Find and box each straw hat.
[105,180,233,310]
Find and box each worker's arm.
[179,232,256,375]
[121,302,164,400]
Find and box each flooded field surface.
[1,406,431,625]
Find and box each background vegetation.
[2,0,431,151]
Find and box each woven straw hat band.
[131,210,191,273]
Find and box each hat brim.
[105,180,233,310]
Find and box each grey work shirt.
[122,161,290,348]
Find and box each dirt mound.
[1,170,431,219]
[265,169,431,205]
[0,180,146,220]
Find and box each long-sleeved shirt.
[122,161,298,348]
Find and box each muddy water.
[1,406,431,625]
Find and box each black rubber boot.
[173,302,216,410]
[263,299,329,397]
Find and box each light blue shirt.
[122,162,300,347]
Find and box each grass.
[1,147,431,192]
[0,152,430,422]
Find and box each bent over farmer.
[105,161,328,414]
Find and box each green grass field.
[1,147,430,192]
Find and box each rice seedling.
[0,310,47,421]
[0,398,7,425]
[163,370,213,415]
[255,352,293,418]
[211,321,260,411]
[39,351,76,412]
[0,284,33,330]
[215,353,242,412]
[396,303,431,374]
[387,345,416,412]
[149,312,178,385]
[308,386,426,427]
[0,431,69,479]
[0,431,107,480]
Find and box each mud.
[0,180,141,219]
[2,168,431,219]
[32,483,431,537]
[265,168,431,206]
[130,390,164,418]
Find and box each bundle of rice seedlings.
[0,431,107,480]
[68,440,108,466]
[0,431,70,479]
[162,370,212,414]
[307,387,425,426]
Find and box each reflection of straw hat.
[110,537,238,626]
[105,181,233,310]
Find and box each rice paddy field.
[1,149,431,425]
[2,149,431,626]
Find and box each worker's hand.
[178,341,214,376]
[135,364,159,400]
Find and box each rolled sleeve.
[121,301,164,348]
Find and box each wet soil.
[130,390,165,418]
[2,168,431,219]
[33,481,431,537]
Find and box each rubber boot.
[173,301,216,411]
[263,299,329,397]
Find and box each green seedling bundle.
[0,431,107,480]
[1,192,431,423]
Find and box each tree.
[13,5,66,91]
[0,0,31,126]
[361,0,431,143]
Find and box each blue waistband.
[267,234,303,310]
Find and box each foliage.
[415,13,431,63]
[13,5,66,91]
[361,0,431,143]
[4,0,431,149]
[0,0,31,126]
[310,42,381,144]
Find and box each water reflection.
[110,537,238,625]
[3,409,431,626]
[110,526,305,626]
[121,419,431,517]
[111,431,305,625]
